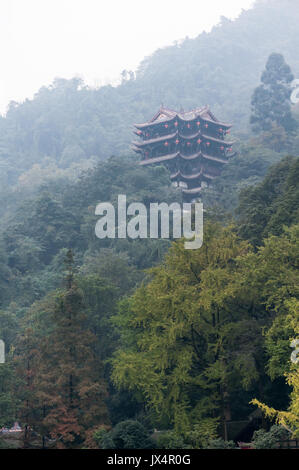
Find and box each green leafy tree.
[251,298,299,437]
[251,425,290,449]
[96,420,155,449]
[207,438,237,449]
[237,156,299,246]
[112,224,264,437]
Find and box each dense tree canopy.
[237,156,299,246]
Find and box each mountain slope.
[1,0,299,193]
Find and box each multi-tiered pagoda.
[132,106,235,200]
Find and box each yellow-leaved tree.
[252,298,299,436]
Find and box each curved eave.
[203,117,232,129]
[139,151,205,166]
[137,149,229,166]
[134,107,232,130]
[133,131,233,148]
[171,170,203,181]
[133,131,177,147]
[171,170,216,182]
[202,172,216,180]
[132,145,142,154]
[139,152,179,166]
[201,134,234,145]
[201,152,228,164]
[180,152,202,161]
[134,116,176,129]
[182,187,202,195]
[135,118,232,130]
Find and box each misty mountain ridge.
[0,0,299,191]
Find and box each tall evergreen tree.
[16,250,110,448]
[36,250,109,447]
[250,53,297,133]
[15,327,41,448]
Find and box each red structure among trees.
[132,106,235,200]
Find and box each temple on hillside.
[132,106,235,200]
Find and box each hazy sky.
[0,0,255,113]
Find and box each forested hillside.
[1,155,299,448]
[1,0,299,192]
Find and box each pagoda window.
[204,141,211,152]
[218,127,225,139]
[155,145,161,158]
[182,123,194,136]
[218,145,226,157]
[158,123,172,136]
[143,149,151,160]
[151,146,158,158]
[183,141,192,155]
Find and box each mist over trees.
[1,0,299,192]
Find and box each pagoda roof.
[133,131,177,147]
[134,106,232,130]
[139,151,205,166]
[171,170,202,181]
[201,134,234,146]
[182,186,202,195]
[180,152,202,161]
[133,130,234,148]
[138,150,232,167]
[170,170,216,182]
[201,152,229,164]
[131,145,142,153]
[139,152,180,166]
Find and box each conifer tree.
[0,362,16,429]
[15,327,41,448]
[250,53,297,133]
[0,308,18,431]
[36,250,109,448]
[16,250,110,448]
